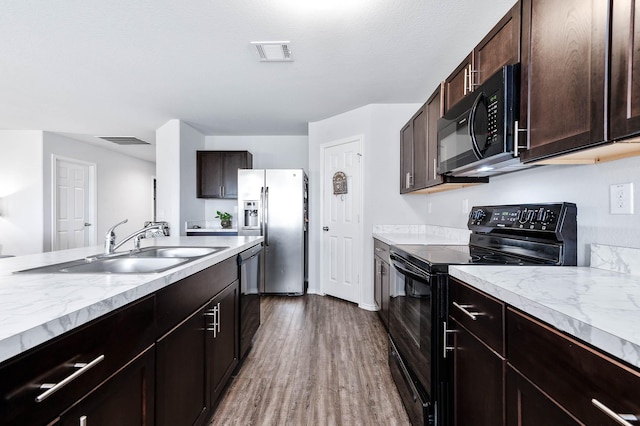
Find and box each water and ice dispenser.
[242,201,259,228]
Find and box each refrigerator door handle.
[264,187,269,246]
[260,187,265,238]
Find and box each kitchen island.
[0,235,263,425]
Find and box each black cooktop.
[390,244,543,273]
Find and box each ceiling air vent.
[97,136,150,145]
[251,41,293,62]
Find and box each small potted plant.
[215,211,232,229]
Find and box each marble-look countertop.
[373,224,470,246]
[449,265,640,369]
[0,236,263,364]
[186,228,238,233]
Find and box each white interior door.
[54,158,95,250]
[321,138,362,304]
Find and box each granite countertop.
[449,264,640,369]
[0,236,263,364]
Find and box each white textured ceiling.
[0,0,516,161]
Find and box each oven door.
[389,253,438,410]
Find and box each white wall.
[203,135,309,224]
[156,120,205,236]
[42,132,156,251]
[308,104,422,306]
[0,131,44,255]
[179,122,206,234]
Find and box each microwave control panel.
[468,203,577,236]
[486,93,500,145]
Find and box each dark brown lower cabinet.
[507,307,640,425]
[59,347,156,426]
[156,280,239,426]
[156,302,210,426]
[506,366,579,426]
[209,280,239,408]
[451,320,504,425]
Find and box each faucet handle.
[104,219,128,254]
[105,219,128,237]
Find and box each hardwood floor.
[210,295,410,425]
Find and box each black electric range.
[387,203,577,426]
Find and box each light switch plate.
[610,182,634,214]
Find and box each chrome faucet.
[104,220,169,254]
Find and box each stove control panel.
[468,203,576,236]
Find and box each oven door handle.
[390,253,431,282]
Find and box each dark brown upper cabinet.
[444,3,521,113]
[400,103,427,193]
[518,0,608,163]
[197,151,253,199]
[400,84,488,195]
[610,0,640,141]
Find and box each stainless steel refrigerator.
[237,169,308,294]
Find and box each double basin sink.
[16,246,229,274]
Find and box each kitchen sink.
[131,246,227,258]
[15,246,229,274]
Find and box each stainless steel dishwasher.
[238,243,263,359]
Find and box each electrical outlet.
[610,183,634,214]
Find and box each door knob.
[323,226,329,231]
[84,223,92,227]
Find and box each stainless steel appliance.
[437,64,529,177]
[388,203,577,425]
[238,244,263,359]
[238,169,308,294]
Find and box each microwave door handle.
[468,92,485,160]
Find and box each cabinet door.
[374,256,382,311]
[610,0,640,140]
[400,121,414,193]
[506,366,580,425]
[451,320,504,426]
[221,152,252,199]
[444,54,473,113]
[380,259,390,330]
[197,151,224,198]
[59,348,155,426]
[519,0,608,162]
[156,303,209,426]
[475,3,521,86]
[425,84,444,187]
[209,280,239,408]
[412,106,428,190]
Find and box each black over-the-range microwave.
[437,63,531,177]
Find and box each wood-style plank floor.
[210,295,410,426]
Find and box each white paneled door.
[54,158,95,250]
[321,138,362,304]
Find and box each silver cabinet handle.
[592,399,638,426]
[374,247,384,252]
[205,307,217,337]
[464,66,469,95]
[80,415,88,426]
[35,355,105,402]
[433,158,437,180]
[443,322,455,358]
[514,120,529,157]
[453,302,479,320]
[216,302,221,334]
